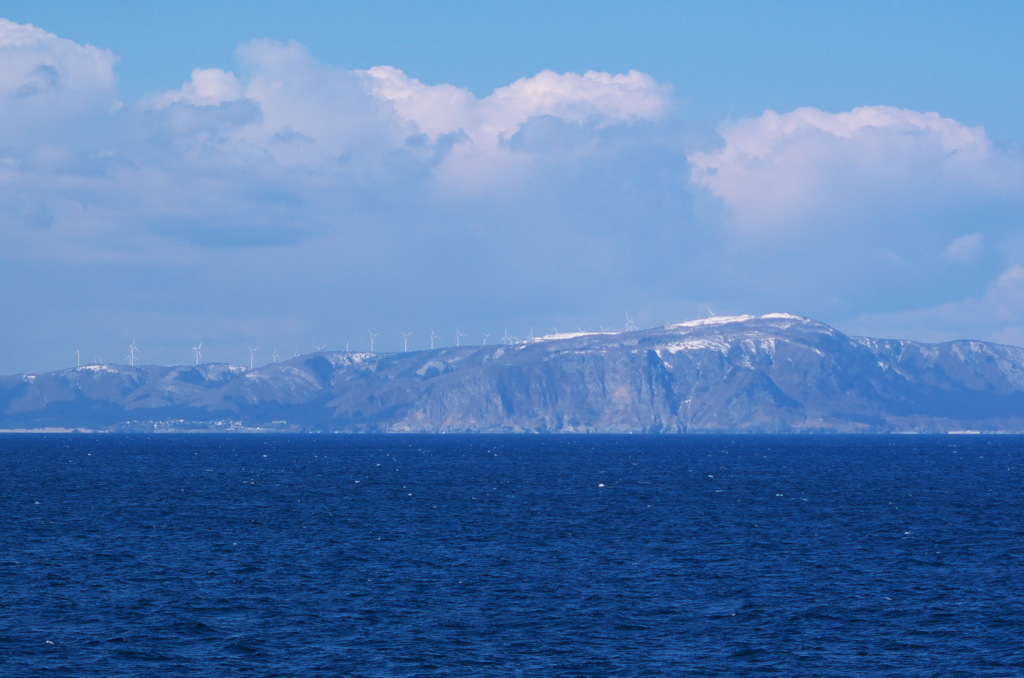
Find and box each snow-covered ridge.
[530,330,609,343]
[761,312,812,323]
[664,313,808,331]
[524,313,810,347]
[665,315,755,330]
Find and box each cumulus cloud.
[363,67,671,148]
[0,27,678,262]
[149,67,244,107]
[144,46,674,186]
[0,19,118,142]
[689,106,1023,233]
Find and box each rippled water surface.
[2,434,1023,676]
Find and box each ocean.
[1,434,1022,676]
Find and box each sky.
[2,1,1024,373]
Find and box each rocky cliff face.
[5,314,1024,432]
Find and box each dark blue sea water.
[2,434,1023,677]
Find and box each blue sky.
[2,2,1024,372]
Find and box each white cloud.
[480,69,671,146]
[0,19,118,142]
[362,65,477,140]
[144,46,674,182]
[364,67,670,149]
[0,21,683,274]
[148,67,244,107]
[942,233,984,263]
[689,106,1022,233]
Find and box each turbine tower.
[625,314,637,332]
[455,327,465,347]
[502,330,513,346]
[192,342,202,366]
[430,329,439,350]
[272,347,279,363]
[482,332,490,346]
[126,340,138,367]
[401,331,413,353]
[75,349,80,368]
[248,347,257,370]
[368,330,379,352]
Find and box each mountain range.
[4,313,1024,433]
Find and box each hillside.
[4,314,1024,433]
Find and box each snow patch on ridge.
[761,313,807,321]
[665,315,756,330]
[200,364,245,379]
[521,313,810,346]
[664,313,808,331]
[77,365,120,374]
[661,338,731,354]
[530,331,608,344]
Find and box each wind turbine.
[455,327,465,347]
[482,332,490,346]
[126,340,138,367]
[345,336,350,352]
[401,331,413,353]
[368,330,378,352]
[192,342,202,366]
[625,314,637,332]
[248,347,257,370]
[272,347,279,363]
[316,343,326,353]
[502,330,513,346]
[430,329,439,350]
[75,349,80,368]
